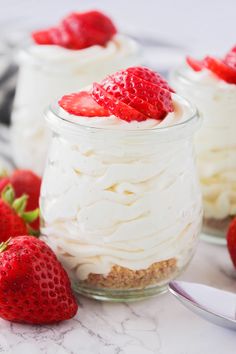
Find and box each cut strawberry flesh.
[224,51,236,71]
[126,67,174,92]
[186,46,236,85]
[92,83,148,122]
[59,91,110,117]
[32,11,117,50]
[101,77,167,119]
[59,67,174,122]
[102,72,173,113]
[186,56,204,72]
[32,30,54,45]
[204,56,236,84]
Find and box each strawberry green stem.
[1,185,14,205]
[0,239,11,253]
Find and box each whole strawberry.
[0,185,39,242]
[0,236,78,324]
[227,217,236,268]
[0,170,41,232]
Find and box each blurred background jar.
[10,27,140,175]
[170,64,236,244]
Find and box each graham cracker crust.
[83,258,177,289]
[203,216,234,237]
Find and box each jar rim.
[45,93,200,140]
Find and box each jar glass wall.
[40,97,202,301]
[170,67,236,244]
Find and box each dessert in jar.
[170,46,236,243]
[11,10,140,175]
[40,66,202,301]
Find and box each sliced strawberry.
[32,26,70,47]
[32,11,117,49]
[224,50,236,71]
[59,91,110,117]
[62,11,117,49]
[92,83,148,122]
[204,56,236,84]
[102,71,173,113]
[227,217,236,268]
[126,67,174,92]
[101,77,166,119]
[32,30,54,45]
[186,56,204,72]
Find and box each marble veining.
[0,241,235,354]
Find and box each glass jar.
[170,66,236,244]
[11,35,140,175]
[40,96,202,301]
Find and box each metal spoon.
[169,281,236,330]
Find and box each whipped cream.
[11,34,140,175]
[40,94,202,280]
[171,65,236,219]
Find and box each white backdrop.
[0,0,235,55]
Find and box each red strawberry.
[92,83,148,122]
[59,91,110,117]
[91,67,174,121]
[32,11,117,50]
[204,56,236,84]
[126,66,174,92]
[32,26,71,47]
[186,56,204,72]
[62,11,117,49]
[0,236,78,324]
[10,170,41,232]
[224,49,236,71]
[102,71,173,113]
[32,29,54,45]
[101,77,166,119]
[0,185,38,242]
[0,177,10,193]
[227,217,236,268]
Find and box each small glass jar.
[170,66,236,244]
[40,96,202,301]
[11,35,140,175]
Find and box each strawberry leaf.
[12,194,28,215]
[23,208,39,223]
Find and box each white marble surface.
[0,240,235,354]
[0,1,236,353]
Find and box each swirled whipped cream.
[172,65,236,219]
[40,94,202,280]
[11,34,140,175]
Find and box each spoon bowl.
[169,281,236,330]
